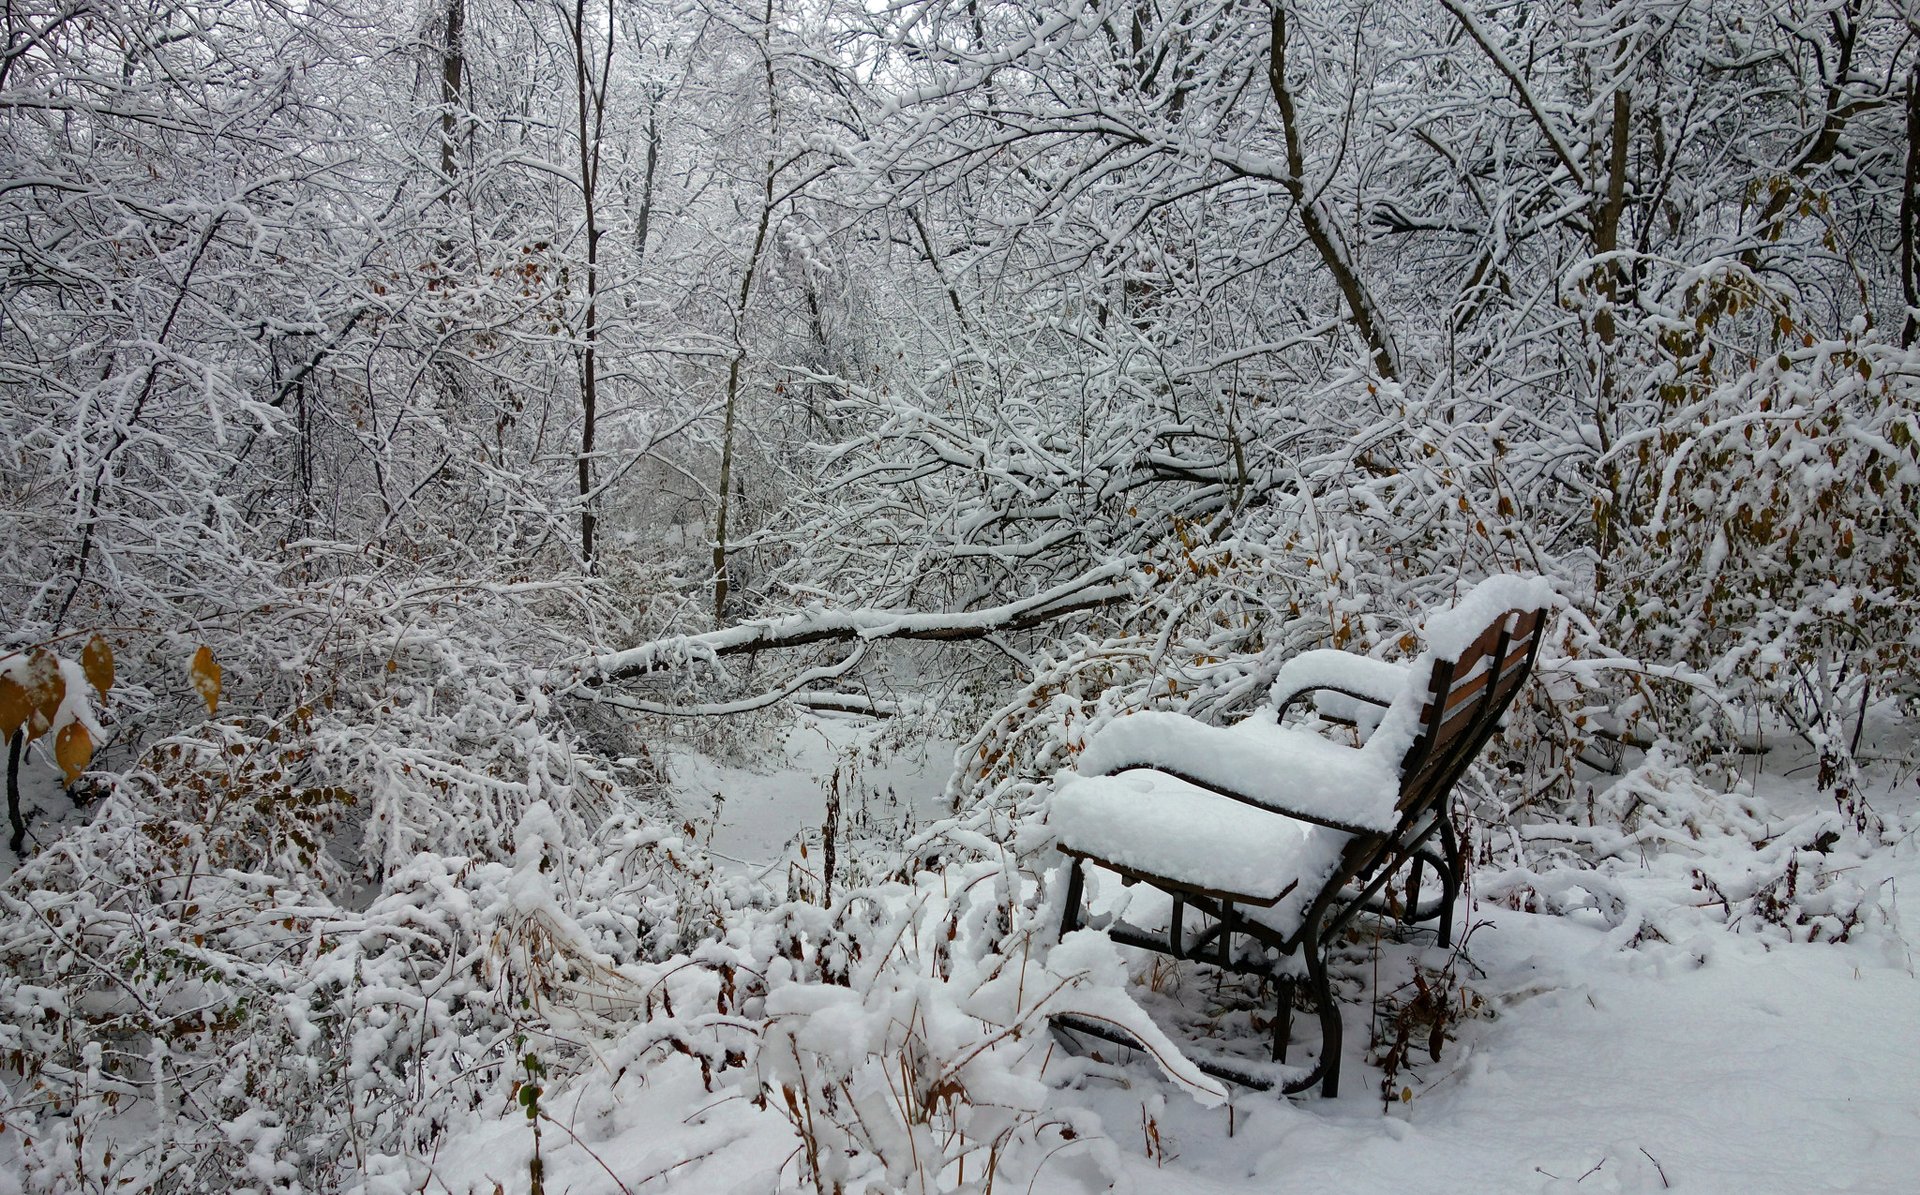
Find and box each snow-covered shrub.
[0,760,347,1190]
[747,865,1111,1193]
[0,705,729,1193]
[1477,745,1903,948]
[1600,284,1920,790]
[424,845,1214,1195]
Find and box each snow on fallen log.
[580,561,1139,682]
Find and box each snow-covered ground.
[428,914,1918,1193]
[663,712,960,885]
[1080,899,1918,1194]
[10,712,1910,1195]
[437,735,1917,1195]
[1076,757,1919,1194]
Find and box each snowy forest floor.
[414,716,1920,1195]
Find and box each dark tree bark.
[1268,6,1399,381]
[439,0,466,184]
[7,729,24,855]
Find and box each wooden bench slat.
[1439,660,1496,717]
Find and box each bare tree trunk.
[568,0,613,571]
[1268,5,1398,381]
[1589,81,1632,583]
[1903,63,1919,348]
[1589,86,1631,345]
[634,85,661,262]
[712,0,779,619]
[439,0,465,184]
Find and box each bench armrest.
[1269,651,1413,721]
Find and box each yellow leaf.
[55,722,92,785]
[0,676,28,740]
[82,634,114,700]
[25,651,64,740]
[189,646,222,716]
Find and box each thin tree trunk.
[1903,64,1920,348]
[1268,7,1398,381]
[713,0,779,619]
[439,0,465,184]
[1590,83,1632,584]
[569,0,612,571]
[1740,1,1862,272]
[635,86,661,262]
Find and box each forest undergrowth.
[5,0,1919,1190]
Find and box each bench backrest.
[1395,605,1544,817]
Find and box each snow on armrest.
[1268,650,1412,714]
[1074,711,1402,832]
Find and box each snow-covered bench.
[1049,576,1553,1097]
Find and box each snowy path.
[666,712,958,874]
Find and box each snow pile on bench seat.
[1074,710,1403,832]
[1051,768,1350,934]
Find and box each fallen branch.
[579,562,1139,683]
[792,691,903,718]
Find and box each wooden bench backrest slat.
[1439,660,1498,719]
[1394,605,1543,816]
[1436,621,1506,710]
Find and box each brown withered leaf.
[0,675,28,741]
[189,645,222,716]
[54,721,92,785]
[81,634,114,700]
[25,650,64,739]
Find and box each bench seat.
[1053,767,1351,940]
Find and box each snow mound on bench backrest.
[1356,574,1558,771]
[1419,574,1557,663]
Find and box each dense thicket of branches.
[1,1,1914,1189]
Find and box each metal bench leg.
[1271,977,1295,1064]
[1060,856,1085,937]
[1438,820,1462,949]
[1306,937,1342,1098]
[1405,855,1425,928]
